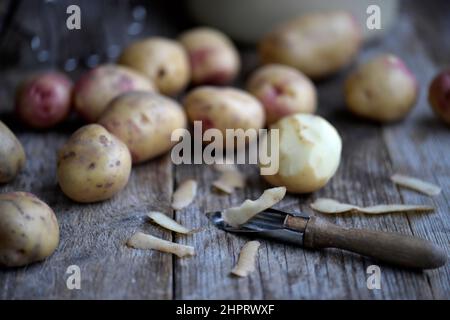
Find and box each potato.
[183,86,265,145]
[118,37,190,95]
[0,121,26,183]
[73,64,155,122]
[0,192,59,267]
[260,114,342,193]
[15,72,73,129]
[345,54,418,122]
[57,124,132,203]
[428,69,450,126]
[247,64,317,125]
[179,27,240,85]
[259,11,361,79]
[98,92,187,164]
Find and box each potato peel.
[172,179,197,210]
[222,187,287,227]
[147,211,193,234]
[127,232,195,258]
[310,198,434,215]
[231,241,260,277]
[213,170,246,194]
[391,174,441,197]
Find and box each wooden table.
[0,0,449,299]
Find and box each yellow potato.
[118,37,190,95]
[260,11,361,79]
[183,86,265,145]
[179,27,240,85]
[0,192,59,267]
[98,92,187,164]
[247,64,317,125]
[57,124,132,203]
[73,64,155,122]
[260,114,342,193]
[0,120,26,183]
[345,54,418,122]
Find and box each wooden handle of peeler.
[303,216,447,269]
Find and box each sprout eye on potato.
[345,54,418,123]
[183,86,265,146]
[428,69,450,126]
[260,114,342,194]
[73,64,156,122]
[259,11,362,79]
[0,192,59,267]
[179,27,240,85]
[0,121,26,184]
[98,91,187,164]
[247,64,317,125]
[57,124,132,203]
[15,72,73,129]
[118,37,190,96]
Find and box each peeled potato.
[260,114,342,193]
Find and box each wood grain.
[0,0,449,299]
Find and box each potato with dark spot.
[179,27,240,85]
[0,192,59,267]
[15,72,73,129]
[118,37,190,95]
[98,92,187,164]
[183,86,265,146]
[0,121,26,183]
[260,11,361,79]
[247,64,317,125]
[345,54,418,122]
[428,69,450,126]
[73,64,156,122]
[57,124,132,203]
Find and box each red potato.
[118,37,190,96]
[260,11,362,79]
[247,64,317,125]
[345,54,418,123]
[183,86,265,146]
[73,64,156,122]
[179,27,240,85]
[428,69,450,126]
[98,92,187,164]
[15,72,73,129]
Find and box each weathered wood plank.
[378,1,450,299]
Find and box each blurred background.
[0,0,448,73]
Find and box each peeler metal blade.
[207,208,309,246]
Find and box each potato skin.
[0,121,26,183]
[15,72,73,129]
[73,64,155,122]
[428,69,450,126]
[183,86,265,143]
[345,54,418,123]
[260,114,342,194]
[118,37,190,95]
[0,192,59,267]
[98,92,187,164]
[57,124,132,203]
[179,27,240,85]
[259,11,361,79]
[247,64,317,125]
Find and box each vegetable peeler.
[208,208,447,269]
